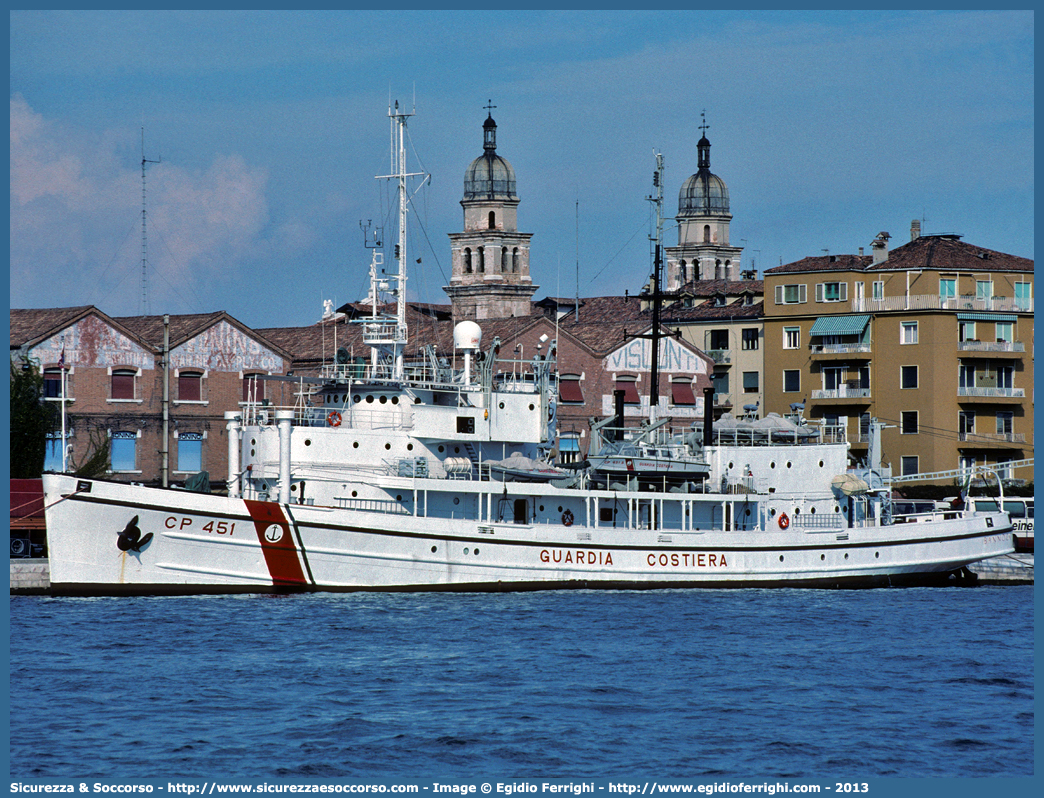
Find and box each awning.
[671,381,697,406]
[557,437,580,452]
[957,313,1017,322]
[558,379,585,403]
[809,315,870,337]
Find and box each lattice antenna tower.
[140,124,161,315]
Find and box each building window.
[783,327,800,349]
[177,432,204,473]
[901,456,919,477]
[464,248,472,274]
[995,322,1013,344]
[783,370,800,393]
[959,364,973,389]
[711,372,729,396]
[178,371,203,402]
[742,371,759,393]
[488,211,496,230]
[243,374,266,403]
[901,321,918,345]
[111,369,136,400]
[900,365,918,389]
[703,224,711,243]
[1014,281,1032,311]
[615,377,640,405]
[976,280,993,300]
[901,411,918,435]
[742,328,759,350]
[43,368,65,399]
[557,435,581,466]
[997,365,1014,390]
[44,431,68,472]
[996,411,1014,436]
[477,247,485,273]
[775,284,807,305]
[939,278,956,303]
[707,329,729,350]
[959,320,976,342]
[110,431,138,472]
[558,375,585,404]
[671,380,697,406]
[872,281,884,301]
[959,411,975,436]
[512,248,520,273]
[815,281,847,303]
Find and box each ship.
[41,104,1015,595]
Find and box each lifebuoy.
[778,511,790,530]
[562,509,574,527]
[327,411,342,427]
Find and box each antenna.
[575,196,580,322]
[140,124,161,315]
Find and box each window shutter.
[815,283,824,302]
[799,284,807,303]
[775,285,783,305]
[839,282,848,301]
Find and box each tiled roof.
[10,306,96,348]
[869,235,1033,273]
[676,279,764,296]
[766,236,1033,276]
[661,299,764,321]
[765,254,872,274]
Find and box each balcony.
[958,341,1025,354]
[957,387,1025,399]
[959,432,1026,444]
[811,386,872,401]
[852,295,1033,314]
[705,349,731,365]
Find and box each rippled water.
[8,586,1034,778]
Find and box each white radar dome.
[453,321,482,350]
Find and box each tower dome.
[463,114,518,200]
[678,135,729,216]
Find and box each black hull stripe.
[64,493,1010,553]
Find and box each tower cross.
[484,100,497,115]
[699,110,709,137]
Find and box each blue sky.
[10,9,1034,329]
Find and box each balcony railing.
[957,387,1025,398]
[958,341,1025,353]
[705,349,731,364]
[810,343,873,355]
[852,295,1033,313]
[959,432,1026,444]
[811,387,872,400]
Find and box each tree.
[9,358,58,478]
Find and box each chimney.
[871,232,891,265]
[858,247,864,256]
[911,219,921,242]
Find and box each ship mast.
[371,100,428,381]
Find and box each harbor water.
[8,586,1034,779]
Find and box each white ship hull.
[43,474,1014,595]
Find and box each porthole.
[353,395,361,403]
[837,506,843,513]
[728,462,734,470]
[414,397,421,404]
[392,396,399,405]
[407,443,414,451]
[821,554,825,561]
[819,460,824,468]
[794,508,800,515]
[453,498,460,505]
[250,449,255,456]
[779,555,785,562]
[539,505,544,512]
[353,442,359,449]
[558,506,563,512]
[464,548,470,555]
[499,402,505,409]
[454,446,460,454]
[379,395,388,404]
[385,443,391,450]
[529,404,535,411]
[875,552,880,559]
[844,553,849,560]
[365,395,374,404]
[769,508,776,517]
[351,490,358,498]
[745,508,751,516]
[305,439,312,446]
[810,507,816,514]
[438,445,445,453]
[786,461,792,469]
[251,438,257,446]
[396,495,402,501]
[474,549,480,556]
[291,484,297,492]
[770,462,776,469]
[431,546,437,553]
